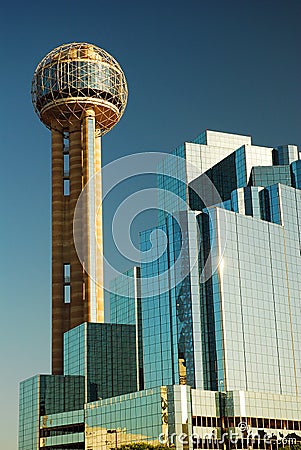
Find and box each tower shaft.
[51,110,104,375]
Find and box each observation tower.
[32,42,128,374]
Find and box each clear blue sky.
[0,0,300,448]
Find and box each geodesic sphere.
[32,42,128,134]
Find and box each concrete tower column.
[51,127,68,375]
[69,123,85,329]
[94,133,105,323]
[82,109,105,322]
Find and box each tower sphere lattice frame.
[32,42,128,135]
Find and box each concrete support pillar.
[94,133,104,322]
[51,127,67,375]
[82,110,104,322]
[82,112,91,320]
[69,122,85,329]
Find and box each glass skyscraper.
[141,130,301,395]
[19,129,301,450]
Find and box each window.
[63,134,70,196]
[64,264,70,283]
[64,263,70,303]
[64,179,70,196]
[64,285,70,304]
[64,154,70,176]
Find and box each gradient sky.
[0,0,300,448]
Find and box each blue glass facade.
[110,267,144,389]
[110,267,138,325]
[291,159,301,189]
[250,165,291,187]
[19,374,85,450]
[40,409,85,449]
[64,322,138,401]
[140,130,301,398]
[202,204,300,394]
[158,130,253,225]
[140,224,176,387]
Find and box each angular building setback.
[18,42,301,450]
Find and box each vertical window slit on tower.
[64,154,70,175]
[64,285,70,303]
[64,263,71,303]
[64,179,70,196]
[63,132,69,152]
[63,132,70,196]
